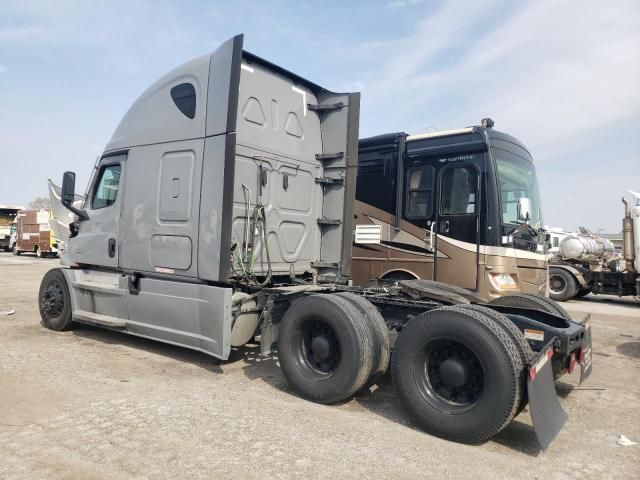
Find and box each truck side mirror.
[517,197,532,223]
[61,171,76,206]
[61,171,89,221]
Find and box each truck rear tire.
[458,304,532,415]
[278,294,374,404]
[334,292,390,384]
[12,244,20,256]
[489,293,570,320]
[392,306,521,443]
[548,268,579,302]
[39,269,74,331]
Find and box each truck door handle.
[108,238,116,258]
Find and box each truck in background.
[352,121,549,301]
[11,209,59,258]
[0,205,24,252]
[39,34,592,449]
[549,191,640,301]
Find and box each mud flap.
[527,339,568,450]
[579,316,593,385]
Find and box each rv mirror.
[517,197,532,223]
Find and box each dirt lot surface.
[1,253,639,479]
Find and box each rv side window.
[92,164,121,209]
[405,166,434,218]
[440,166,477,215]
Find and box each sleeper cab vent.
[170,83,196,119]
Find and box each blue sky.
[1,0,638,232]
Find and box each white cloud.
[0,65,7,75]
[388,0,425,9]
[359,0,640,159]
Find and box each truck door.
[69,155,125,268]
[433,162,481,289]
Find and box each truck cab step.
[73,309,127,328]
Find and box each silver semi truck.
[40,34,592,448]
[549,193,640,301]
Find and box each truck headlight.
[489,273,518,290]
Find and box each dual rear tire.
[277,293,389,404]
[391,306,526,443]
[278,295,533,444]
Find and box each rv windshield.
[494,148,543,229]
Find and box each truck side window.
[92,164,121,209]
[440,166,477,215]
[170,83,196,119]
[406,166,434,218]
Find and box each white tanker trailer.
[549,191,640,301]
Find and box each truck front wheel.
[39,269,74,331]
[392,306,521,443]
[278,294,374,404]
[548,269,579,302]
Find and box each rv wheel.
[392,306,521,443]
[39,269,74,331]
[278,294,374,404]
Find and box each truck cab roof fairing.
[105,53,211,152]
[105,34,335,154]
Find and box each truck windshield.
[494,148,543,229]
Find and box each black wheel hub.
[302,321,340,374]
[418,339,484,410]
[41,280,65,319]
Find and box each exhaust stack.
[622,197,636,272]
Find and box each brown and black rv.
[352,120,548,300]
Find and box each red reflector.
[578,348,586,364]
[529,347,554,382]
[568,352,576,374]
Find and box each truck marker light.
[155,267,175,274]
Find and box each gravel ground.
[1,253,639,479]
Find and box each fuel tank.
[559,233,615,263]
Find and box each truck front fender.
[551,264,587,288]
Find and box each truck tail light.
[568,352,576,374]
